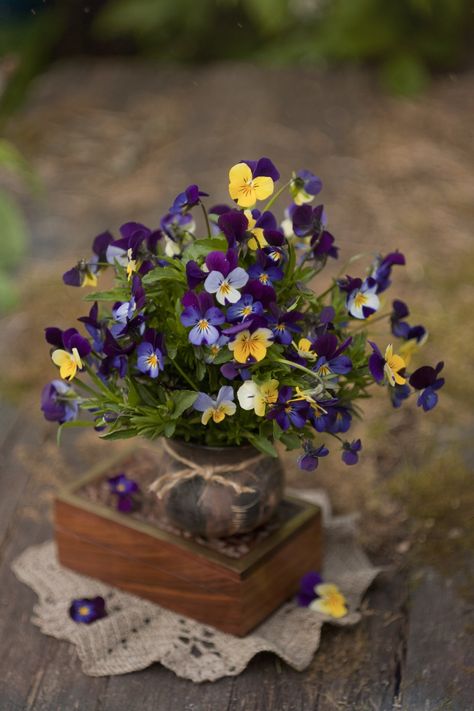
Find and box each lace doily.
[12,495,380,682]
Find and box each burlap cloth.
[12,490,381,682]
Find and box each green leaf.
[184,237,227,262]
[0,191,28,270]
[84,288,129,302]
[245,433,278,457]
[142,264,185,285]
[164,421,176,437]
[100,428,138,440]
[280,432,301,451]
[170,390,198,419]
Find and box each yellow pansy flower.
[309,583,348,619]
[237,378,279,416]
[229,163,274,208]
[228,328,274,364]
[384,344,406,386]
[51,348,83,381]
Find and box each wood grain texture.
[54,490,322,636]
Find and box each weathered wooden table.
[0,404,472,711]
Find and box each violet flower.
[266,386,310,431]
[69,596,107,624]
[108,472,140,512]
[290,170,323,206]
[41,380,78,424]
[226,293,263,323]
[371,251,405,293]
[297,441,329,471]
[341,439,362,465]
[297,571,323,607]
[169,184,208,214]
[180,291,225,346]
[409,361,445,412]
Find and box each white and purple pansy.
[180,291,225,346]
[347,277,380,320]
[193,385,236,425]
[204,249,249,305]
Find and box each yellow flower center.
[78,605,90,616]
[146,353,158,368]
[318,363,331,377]
[116,483,126,492]
[354,292,368,309]
[218,281,231,296]
[198,319,209,331]
[242,305,253,316]
[259,273,269,285]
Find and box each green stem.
[73,378,100,397]
[200,202,212,239]
[84,363,121,403]
[171,359,199,391]
[275,357,323,381]
[262,179,291,212]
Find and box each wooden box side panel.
[55,528,245,633]
[239,513,322,633]
[55,500,238,590]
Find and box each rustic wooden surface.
[0,407,473,711]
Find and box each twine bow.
[149,440,264,499]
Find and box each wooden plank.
[0,424,109,711]
[400,566,474,711]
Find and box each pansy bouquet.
[41,157,444,470]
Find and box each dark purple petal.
[218,210,248,247]
[186,260,207,289]
[62,266,83,287]
[45,327,64,348]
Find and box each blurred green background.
[0,0,472,121]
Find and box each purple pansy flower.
[180,291,225,346]
[63,231,114,287]
[136,329,165,378]
[390,383,411,409]
[267,386,310,431]
[41,380,79,424]
[218,210,249,248]
[409,362,445,412]
[193,386,236,425]
[267,305,303,345]
[342,439,362,465]
[160,211,195,240]
[292,204,325,238]
[226,293,263,322]
[45,327,92,359]
[99,329,134,379]
[170,184,209,215]
[297,571,324,607]
[220,360,251,381]
[69,596,107,624]
[311,229,338,260]
[108,472,140,512]
[78,302,103,352]
[311,334,352,376]
[297,441,329,471]
[204,249,248,305]
[371,251,405,293]
[248,252,283,287]
[291,169,323,206]
[391,300,426,342]
[311,403,352,434]
[110,276,146,339]
[185,260,207,289]
[243,157,280,182]
[243,278,277,308]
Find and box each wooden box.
[54,449,322,636]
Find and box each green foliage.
[0,139,36,311]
